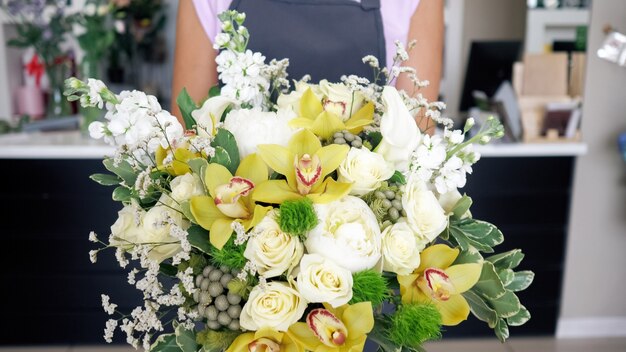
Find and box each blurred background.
[0,0,625,351]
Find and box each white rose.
[381,221,425,275]
[240,281,307,332]
[244,213,304,278]
[338,147,395,196]
[318,80,365,121]
[305,196,382,273]
[376,86,420,173]
[223,107,297,158]
[402,175,448,242]
[170,173,204,203]
[138,206,188,263]
[296,254,353,307]
[110,204,144,248]
[191,96,234,137]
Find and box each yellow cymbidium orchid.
[398,244,482,326]
[227,327,304,352]
[254,129,352,205]
[288,302,374,352]
[155,141,199,176]
[289,88,375,141]
[189,154,271,249]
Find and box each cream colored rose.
[191,96,234,137]
[244,212,304,278]
[296,254,353,307]
[170,173,204,203]
[402,175,448,242]
[318,80,366,121]
[240,281,307,332]
[338,147,395,196]
[138,205,188,263]
[381,221,424,275]
[110,204,144,249]
[305,196,382,273]
[223,107,297,158]
[376,86,420,173]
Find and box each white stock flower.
[338,147,395,196]
[223,107,297,158]
[138,206,187,263]
[110,205,144,249]
[88,121,106,139]
[305,196,382,273]
[191,96,234,137]
[170,173,204,203]
[318,80,365,121]
[381,221,424,275]
[244,212,304,278]
[377,86,420,173]
[240,281,307,332]
[296,254,353,307]
[402,175,448,242]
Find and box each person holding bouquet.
[172,0,444,130]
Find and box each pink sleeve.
[191,0,231,43]
[381,0,421,68]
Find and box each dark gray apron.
[229,0,386,83]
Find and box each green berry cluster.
[193,265,243,331]
[373,189,406,222]
[332,130,364,148]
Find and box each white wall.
[558,0,626,338]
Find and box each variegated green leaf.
[494,318,510,342]
[506,305,531,326]
[463,290,498,328]
[498,268,515,287]
[151,333,182,352]
[472,262,507,300]
[506,271,535,292]
[487,249,525,270]
[452,194,473,219]
[489,290,521,318]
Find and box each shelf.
[0,131,588,159]
[526,8,590,53]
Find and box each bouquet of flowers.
[65,10,533,352]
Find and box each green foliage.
[209,85,221,98]
[174,321,199,352]
[177,253,209,277]
[103,158,137,186]
[112,186,132,202]
[349,270,389,307]
[211,128,240,174]
[150,333,181,352]
[196,329,241,352]
[187,225,212,254]
[388,171,406,185]
[451,195,473,219]
[90,173,121,186]
[176,88,198,130]
[448,218,504,253]
[227,276,256,300]
[209,236,247,270]
[159,263,178,277]
[462,252,534,342]
[387,304,442,348]
[277,198,318,238]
